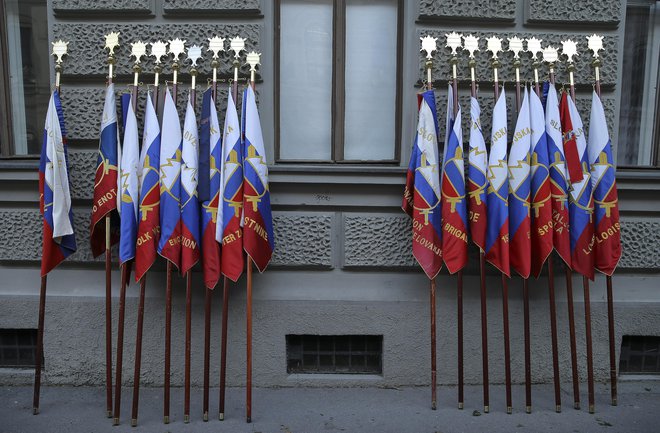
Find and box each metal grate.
[286,335,382,374]
[619,335,660,374]
[0,329,39,368]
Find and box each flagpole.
[488,40,512,415]
[465,36,490,414]
[112,263,129,425]
[591,38,618,406]
[510,37,532,414]
[547,54,581,411]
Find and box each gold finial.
[169,38,187,61]
[208,36,225,59]
[486,36,503,59]
[52,39,69,65]
[420,35,438,60]
[151,40,168,64]
[230,36,245,59]
[587,34,604,59]
[131,41,147,64]
[463,34,479,59]
[508,36,524,59]
[104,32,120,57]
[445,32,462,56]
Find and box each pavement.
[1,381,659,433]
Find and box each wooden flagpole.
[113,263,129,425]
[218,276,230,420]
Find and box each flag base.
[203,412,208,422]
[113,417,119,426]
[219,412,224,421]
[525,406,531,414]
[131,418,137,427]
[574,402,580,410]
[431,401,437,410]
[33,407,39,415]
[612,397,617,406]
[163,416,169,424]
[458,402,463,410]
[106,410,112,418]
[484,405,489,413]
[506,406,512,414]
[589,405,595,414]
[246,416,251,423]
[555,405,561,413]
[184,414,190,423]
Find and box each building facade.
[0,0,659,392]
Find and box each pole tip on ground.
[526,406,531,414]
[107,410,112,418]
[184,414,190,423]
[163,416,170,424]
[458,402,464,410]
[612,398,617,406]
[431,401,437,410]
[589,405,595,414]
[33,407,39,415]
[246,416,251,423]
[113,417,119,426]
[484,406,489,413]
[555,405,561,413]
[203,412,208,422]
[574,402,581,410]
[507,406,512,414]
[219,412,224,421]
[131,419,137,427]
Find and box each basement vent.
[286,335,382,374]
[0,329,39,368]
[620,335,660,374]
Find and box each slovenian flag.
[200,89,222,289]
[588,91,621,276]
[402,90,443,279]
[545,84,571,266]
[134,92,161,281]
[118,95,140,268]
[180,93,201,274]
[529,87,554,277]
[441,85,468,274]
[485,89,509,276]
[158,87,182,269]
[39,90,77,276]
[90,84,120,258]
[216,88,244,282]
[467,94,488,252]
[242,85,275,272]
[508,87,532,278]
[562,93,595,280]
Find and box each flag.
[39,90,77,276]
[559,93,584,184]
[441,85,468,274]
[467,95,488,252]
[402,90,443,279]
[118,96,140,267]
[508,87,532,278]
[588,91,621,276]
[90,84,120,258]
[180,93,201,274]
[529,87,554,277]
[200,89,222,289]
[485,89,509,276]
[216,88,244,282]
[242,85,275,272]
[545,84,571,266]
[134,92,161,281]
[158,87,182,269]
[562,94,595,280]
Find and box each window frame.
[274,0,404,164]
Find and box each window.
[618,0,660,166]
[275,0,403,163]
[0,0,49,157]
[0,329,39,368]
[619,335,660,374]
[286,334,383,374]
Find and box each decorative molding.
[52,0,152,15]
[526,0,622,26]
[270,213,333,268]
[163,0,260,15]
[419,0,516,22]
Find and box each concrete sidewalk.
[1,381,658,433]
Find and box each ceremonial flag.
[402,90,443,279]
[90,84,120,258]
[441,85,468,274]
[158,87,182,269]
[39,90,77,276]
[242,85,275,272]
[134,92,161,281]
[118,95,140,266]
[588,91,621,276]
[467,95,488,252]
[508,87,532,278]
[200,89,222,289]
[529,87,553,277]
[562,94,595,280]
[545,84,571,266]
[216,88,244,282]
[485,89,509,276]
[180,93,201,274]
[559,93,584,184]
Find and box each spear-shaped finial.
[104,32,120,82]
[420,35,437,89]
[52,39,69,89]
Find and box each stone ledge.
[52,0,152,15]
[163,0,260,15]
[418,0,516,22]
[526,0,621,26]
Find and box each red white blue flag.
[158,87,182,270]
[242,86,275,272]
[134,92,161,282]
[118,95,140,266]
[467,95,488,252]
[545,84,571,266]
[441,85,468,274]
[508,87,532,278]
[485,89,509,276]
[39,90,77,276]
[200,89,222,289]
[180,93,200,274]
[562,94,595,280]
[529,87,554,277]
[90,84,120,257]
[216,89,244,282]
[402,90,443,279]
[588,91,621,276]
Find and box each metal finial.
[420,35,438,60]
[587,34,604,59]
[445,32,462,55]
[151,40,168,64]
[561,39,579,63]
[508,36,524,59]
[526,37,543,60]
[463,34,479,59]
[52,40,69,65]
[104,32,120,56]
[169,38,187,61]
[486,36,503,59]
[246,51,261,72]
[542,46,559,64]
[230,36,245,59]
[208,36,225,59]
[187,45,202,67]
[131,41,147,64]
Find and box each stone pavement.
[1,381,659,433]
